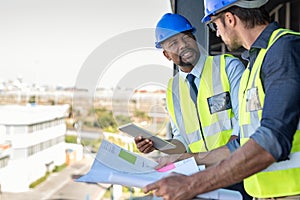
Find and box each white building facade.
[0,104,69,192]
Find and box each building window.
[27,118,65,134]
[27,135,64,157]
[0,156,10,168]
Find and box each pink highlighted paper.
[156,163,175,172]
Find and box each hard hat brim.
[155,27,196,49]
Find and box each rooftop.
[0,104,70,125]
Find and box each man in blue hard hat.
[134,13,250,199]
[143,1,300,199]
[136,13,245,155]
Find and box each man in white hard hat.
[143,1,300,200]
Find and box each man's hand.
[134,136,156,153]
[143,139,277,200]
[143,173,196,200]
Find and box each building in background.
[0,104,69,192]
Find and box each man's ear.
[163,50,172,60]
[224,12,236,27]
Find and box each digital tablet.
[119,123,176,151]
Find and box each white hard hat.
[235,0,269,8]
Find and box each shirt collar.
[241,22,280,60]
[179,50,207,80]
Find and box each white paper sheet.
[95,140,158,173]
[76,140,242,200]
[77,140,198,186]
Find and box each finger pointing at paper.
[143,173,196,200]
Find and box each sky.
[0,0,172,88]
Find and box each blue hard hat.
[155,13,196,49]
[202,0,238,23]
[201,0,269,23]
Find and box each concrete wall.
[175,0,208,53]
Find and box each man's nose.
[216,30,220,37]
[178,38,188,49]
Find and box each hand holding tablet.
[119,123,176,151]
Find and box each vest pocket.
[246,87,262,112]
[207,91,232,114]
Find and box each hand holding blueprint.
[76,140,198,187]
[76,140,242,200]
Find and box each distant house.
[0,104,69,192]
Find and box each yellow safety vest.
[239,29,300,198]
[167,55,235,153]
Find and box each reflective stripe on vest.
[167,55,235,153]
[239,28,300,198]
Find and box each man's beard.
[178,48,199,68]
[225,38,241,52]
[178,59,194,68]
